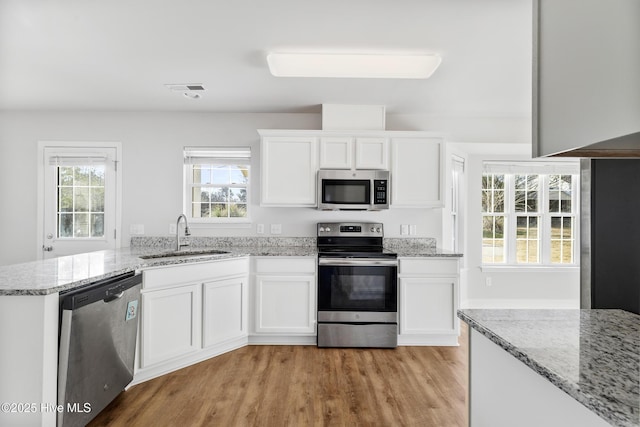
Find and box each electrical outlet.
[485,276,493,287]
[409,225,417,235]
[169,224,176,234]
[270,224,282,235]
[401,225,409,235]
[256,224,265,234]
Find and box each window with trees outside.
[482,162,580,267]
[184,147,250,222]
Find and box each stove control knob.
[376,227,381,233]
[326,227,331,232]
[370,227,375,232]
[319,227,325,233]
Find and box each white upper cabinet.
[259,130,444,208]
[533,0,640,157]
[319,135,388,170]
[259,131,318,206]
[319,136,353,169]
[390,137,444,208]
[354,137,388,169]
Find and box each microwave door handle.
[318,258,398,267]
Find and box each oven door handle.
[318,258,398,267]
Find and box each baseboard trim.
[398,334,459,347]
[248,335,316,345]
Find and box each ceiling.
[0,0,532,115]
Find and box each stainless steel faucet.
[175,214,191,251]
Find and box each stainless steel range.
[316,222,398,348]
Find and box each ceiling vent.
[164,83,205,100]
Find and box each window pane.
[74,187,89,212]
[210,187,229,203]
[212,166,230,185]
[551,216,574,263]
[74,213,89,237]
[481,191,491,212]
[74,166,90,186]
[229,203,247,218]
[515,190,526,212]
[494,175,504,189]
[91,187,105,212]
[59,167,74,185]
[91,213,104,237]
[231,167,249,184]
[482,215,505,263]
[211,204,228,217]
[192,166,206,185]
[59,214,73,237]
[90,166,105,186]
[229,188,246,203]
[59,187,73,212]
[516,216,539,263]
[494,190,504,212]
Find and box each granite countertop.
[0,236,461,296]
[458,309,640,427]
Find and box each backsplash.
[130,236,436,250]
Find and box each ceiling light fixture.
[266,52,442,79]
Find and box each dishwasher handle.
[60,272,142,311]
[104,292,125,303]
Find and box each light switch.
[401,225,409,235]
[257,224,265,234]
[409,225,417,235]
[169,224,176,234]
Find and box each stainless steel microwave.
[317,169,389,210]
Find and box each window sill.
[480,265,580,273]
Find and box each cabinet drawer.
[253,257,316,274]
[399,258,459,276]
[143,257,249,290]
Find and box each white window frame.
[481,161,580,271]
[183,147,251,225]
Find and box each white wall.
[0,110,578,307]
[1,111,450,265]
[459,145,580,308]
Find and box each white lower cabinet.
[141,284,202,368]
[398,257,460,346]
[203,276,247,347]
[251,257,317,344]
[135,257,249,384]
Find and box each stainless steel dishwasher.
[57,271,142,427]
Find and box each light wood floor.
[90,326,468,427]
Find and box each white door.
[40,143,120,259]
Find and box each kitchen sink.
[139,249,229,259]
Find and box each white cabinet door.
[202,276,248,347]
[391,137,443,207]
[141,284,201,368]
[260,136,318,206]
[355,137,388,169]
[255,275,316,334]
[399,277,458,335]
[319,136,353,169]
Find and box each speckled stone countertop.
[0,237,460,296]
[458,309,640,427]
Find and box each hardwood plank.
[90,326,468,426]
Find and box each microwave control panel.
[374,180,388,205]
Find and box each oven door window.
[318,265,397,312]
[322,180,370,205]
